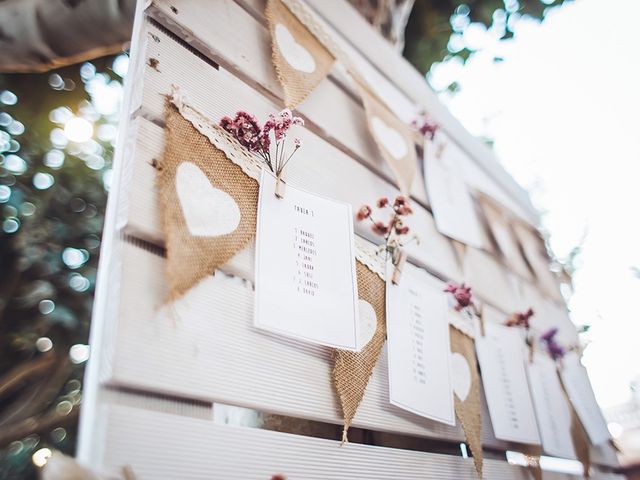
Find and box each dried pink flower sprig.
[412,113,439,140]
[444,282,474,312]
[356,195,418,276]
[505,308,535,329]
[357,195,413,237]
[220,109,303,177]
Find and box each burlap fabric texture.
[450,325,483,478]
[357,80,418,195]
[158,103,259,301]
[333,260,386,442]
[266,0,335,109]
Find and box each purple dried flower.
[540,327,565,360]
[540,327,559,342]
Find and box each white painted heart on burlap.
[451,352,472,402]
[176,162,241,237]
[371,116,408,160]
[357,299,378,350]
[275,23,316,73]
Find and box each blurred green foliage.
[404,0,570,80]
[0,55,125,479]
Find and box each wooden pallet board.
[76,0,620,475]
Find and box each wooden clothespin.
[275,174,286,198]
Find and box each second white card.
[386,262,455,425]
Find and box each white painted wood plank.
[104,241,525,448]
[127,22,463,281]
[463,246,520,314]
[303,0,539,225]
[147,0,429,204]
[94,403,533,479]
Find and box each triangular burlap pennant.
[159,103,259,301]
[266,0,335,109]
[333,260,386,443]
[356,80,418,195]
[450,325,483,478]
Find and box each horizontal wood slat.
[88,403,622,480]
[299,0,539,225]
[126,21,464,282]
[147,0,429,204]
[76,0,620,474]
[106,241,510,447]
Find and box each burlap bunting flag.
[266,0,335,109]
[158,103,259,301]
[333,260,386,443]
[357,81,418,195]
[449,325,483,478]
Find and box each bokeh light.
[31,448,52,467]
[63,117,93,143]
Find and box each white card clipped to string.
[254,171,360,350]
[475,319,540,444]
[424,131,484,248]
[386,261,455,425]
[560,352,611,446]
[526,353,575,458]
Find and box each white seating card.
[386,262,455,425]
[424,133,484,248]
[526,353,575,458]
[254,171,360,350]
[560,352,611,446]
[475,322,540,444]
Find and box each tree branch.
[0,407,79,449]
[0,353,57,399]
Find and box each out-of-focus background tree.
[0,55,126,478]
[0,0,587,478]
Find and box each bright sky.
[429,0,640,408]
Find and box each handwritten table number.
[255,171,360,350]
[386,262,455,425]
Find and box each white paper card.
[475,322,540,444]
[560,352,610,445]
[526,353,575,458]
[386,262,455,425]
[425,133,484,248]
[254,171,359,350]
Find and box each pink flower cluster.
[540,327,566,360]
[220,109,303,175]
[412,114,439,140]
[356,195,413,237]
[504,307,535,329]
[444,282,473,311]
